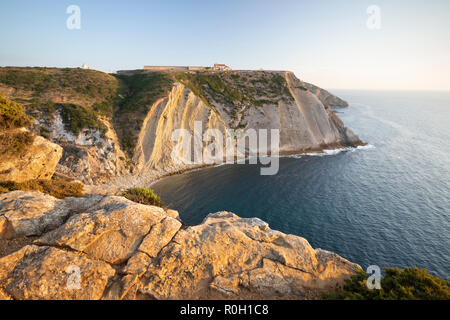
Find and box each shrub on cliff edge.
[322,267,449,300]
[123,188,163,207]
[0,94,35,157]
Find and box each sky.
[0,0,449,90]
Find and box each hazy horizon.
[1,0,449,91]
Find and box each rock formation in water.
[0,191,360,300]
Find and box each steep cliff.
[0,67,128,184]
[130,70,363,178]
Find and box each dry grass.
[0,177,84,199]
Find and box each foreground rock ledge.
[0,191,360,300]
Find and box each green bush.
[322,267,450,300]
[122,188,163,207]
[92,100,114,117]
[0,94,35,156]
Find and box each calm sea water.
[152,90,450,280]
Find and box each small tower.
[81,63,89,69]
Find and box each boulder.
[0,132,62,183]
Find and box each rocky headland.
[0,67,365,299]
[0,67,363,186]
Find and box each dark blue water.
[152,90,450,280]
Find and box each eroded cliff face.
[4,107,129,184]
[0,191,361,300]
[279,72,360,152]
[132,83,227,174]
[0,67,129,184]
[131,71,362,177]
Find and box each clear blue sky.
[1,0,449,90]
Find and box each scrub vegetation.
[322,267,450,300]
[0,177,84,199]
[122,187,164,207]
[114,71,174,155]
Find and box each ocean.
[152,90,450,280]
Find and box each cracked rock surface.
[0,191,360,300]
